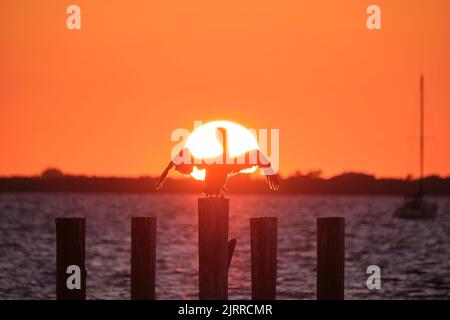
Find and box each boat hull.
[394,200,437,219]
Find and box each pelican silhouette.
[155,127,279,196]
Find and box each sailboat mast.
[419,75,424,196]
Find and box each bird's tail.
[154,161,174,190]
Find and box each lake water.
[0,193,449,299]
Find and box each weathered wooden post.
[250,217,278,300]
[317,217,345,300]
[198,197,229,300]
[227,238,237,270]
[131,216,157,300]
[55,217,86,300]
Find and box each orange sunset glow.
[1,0,449,178]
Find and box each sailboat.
[394,75,438,219]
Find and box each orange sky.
[1,0,449,178]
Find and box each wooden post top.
[55,217,85,223]
[131,216,157,222]
[317,217,345,223]
[250,217,278,223]
[198,197,229,201]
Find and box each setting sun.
[185,121,259,180]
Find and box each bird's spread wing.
[155,148,194,190]
[173,148,195,174]
[258,151,280,191]
[154,161,174,190]
[265,174,279,191]
[224,150,280,190]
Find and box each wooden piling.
[55,217,86,300]
[317,217,345,300]
[250,217,278,300]
[227,238,237,271]
[198,197,229,300]
[131,217,157,300]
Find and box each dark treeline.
[0,169,449,195]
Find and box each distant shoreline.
[1,171,449,195]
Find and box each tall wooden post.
[250,217,278,300]
[198,197,229,300]
[317,217,345,300]
[55,217,86,300]
[131,217,157,300]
